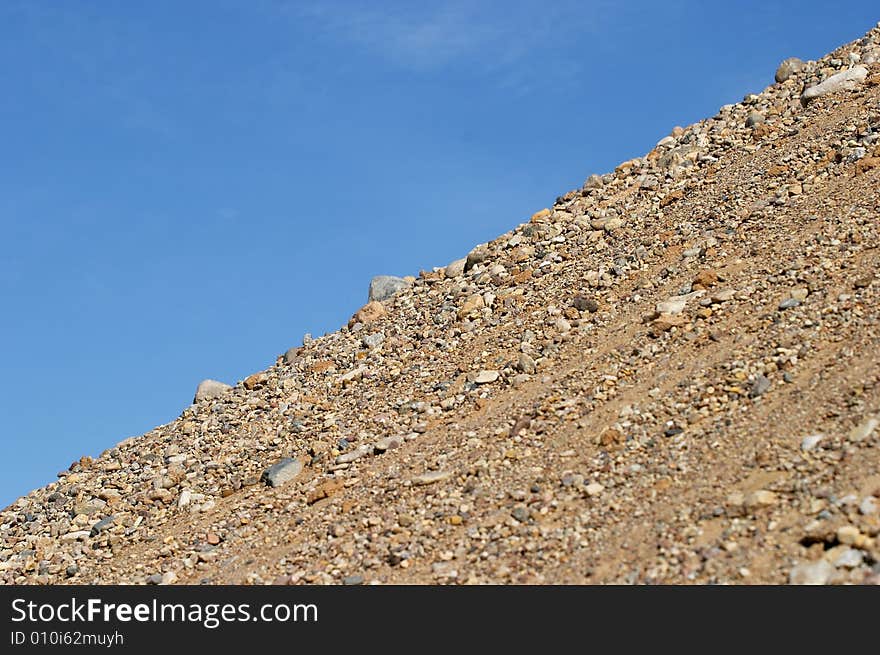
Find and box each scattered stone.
[465,246,489,272]
[261,458,304,487]
[509,415,532,437]
[800,434,824,452]
[194,379,231,403]
[855,157,880,175]
[649,315,686,335]
[368,275,409,302]
[745,112,765,128]
[710,288,736,303]
[283,348,300,365]
[848,417,878,442]
[373,436,402,453]
[775,57,804,83]
[801,66,868,105]
[656,296,688,315]
[790,288,809,302]
[362,333,385,349]
[306,479,344,505]
[859,497,878,516]
[836,525,860,545]
[660,190,684,207]
[243,372,267,390]
[511,506,530,522]
[412,471,452,486]
[745,490,777,509]
[693,270,718,288]
[585,483,604,497]
[445,258,467,278]
[517,353,536,374]
[343,574,364,586]
[749,375,771,398]
[789,560,834,585]
[349,300,386,327]
[89,516,114,537]
[458,294,485,319]
[572,295,599,313]
[531,208,552,222]
[474,370,500,384]
[336,445,372,464]
[832,547,863,569]
[778,297,800,310]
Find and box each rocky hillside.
[3,24,880,586]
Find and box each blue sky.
[1,1,876,508]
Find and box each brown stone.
[693,269,718,288]
[244,372,268,390]
[598,427,625,450]
[649,315,686,336]
[660,190,684,207]
[530,208,551,223]
[855,157,880,174]
[348,301,386,327]
[309,360,337,374]
[307,479,344,505]
[457,294,485,319]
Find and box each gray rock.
[261,458,304,487]
[789,560,834,585]
[368,275,409,302]
[373,436,402,453]
[584,174,604,189]
[89,515,114,537]
[177,489,192,508]
[194,379,232,403]
[573,295,599,313]
[832,547,863,569]
[343,574,364,586]
[335,444,372,464]
[283,348,300,365]
[749,375,771,398]
[859,496,878,516]
[801,66,868,106]
[656,296,688,315]
[464,246,489,272]
[445,258,467,278]
[517,353,536,374]
[800,434,824,451]
[362,333,385,349]
[778,298,800,310]
[511,506,530,522]
[745,111,765,128]
[775,57,804,83]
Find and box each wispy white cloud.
[285,1,606,79]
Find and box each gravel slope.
[3,23,880,585]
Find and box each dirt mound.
[3,23,880,585]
